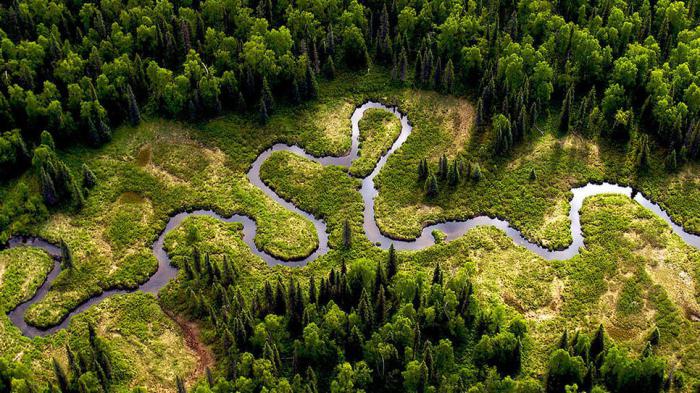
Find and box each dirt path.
[164,309,215,384]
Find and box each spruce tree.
[309,276,317,304]
[590,324,605,359]
[425,172,438,197]
[387,244,397,280]
[126,84,141,126]
[432,262,443,285]
[399,48,408,83]
[41,130,55,150]
[39,167,58,206]
[665,149,678,171]
[438,154,448,180]
[176,376,187,393]
[558,85,574,133]
[52,358,69,393]
[259,97,269,124]
[443,59,455,93]
[342,219,352,249]
[417,158,428,181]
[375,286,387,325]
[82,164,97,189]
[60,239,73,269]
[448,160,461,186]
[324,55,336,79]
[305,64,318,99]
[261,77,274,113]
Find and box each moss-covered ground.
[1,68,699,388]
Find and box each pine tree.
[324,55,336,79]
[342,219,352,249]
[438,155,448,180]
[649,326,661,346]
[41,130,56,150]
[558,330,569,350]
[126,84,141,126]
[558,85,574,133]
[432,262,443,285]
[665,149,678,171]
[176,376,187,393]
[274,279,287,315]
[60,239,73,269]
[259,97,269,124]
[417,158,428,181]
[39,167,58,206]
[82,164,97,189]
[358,288,374,332]
[399,48,408,83]
[375,286,387,325]
[52,358,70,393]
[424,172,438,197]
[448,160,461,186]
[443,59,455,93]
[637,134,651,169]
[261,77,274,113]
[589,324,605,360]
[309,276,317,304]
[529,168,537,180]
[387,244,397,280]
[305,64,318,99]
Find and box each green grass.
[1,68,700,389]
[349,108,402,177]
[0,247,53,312]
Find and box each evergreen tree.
[60,239,73,269]
[387,244,397,280]
[448,160,461,186]
[305,64,318,99]
[665,149,678,171]
[438,155,448,180]
[39,167,58,206]
[375,286,387,325]
[343,219,352,249]
[259,97,269,124]
[649,326,661,346]
[324,55,336,79]
[493,114,513,154]
[417,158,428,181]
[176,376,187,393]
[82,164,97,189]
[126,84,141,126]
[41,131,56,150]
[558,330,569,350]
[309,276,317,304]
[443,59,455,93]
[558,85,574,133]
[261,77,274,113]
[52,358,70,393]
[424,172,438,198]
[432,263,443,285]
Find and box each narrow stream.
[4,102,699,337]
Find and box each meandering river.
[5,102,700,337]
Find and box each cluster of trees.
[418,155,481,197]
[3,0,700,182]
[1,323,116,393]
[545,325,672,393]
[167,246,536,392]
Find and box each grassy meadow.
[1,69,699,388]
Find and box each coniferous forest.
[1,0,700,391]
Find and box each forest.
[1,0,700,391]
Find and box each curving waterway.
[4,102,700,337]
